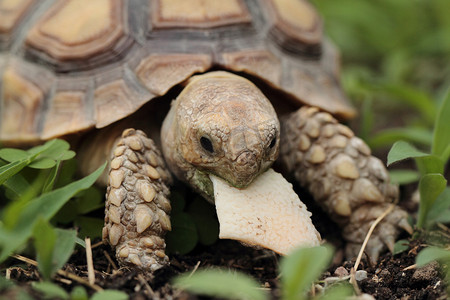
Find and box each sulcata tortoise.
[0,0,412,272]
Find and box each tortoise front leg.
[280,107,412,262]
[102,129,172,272]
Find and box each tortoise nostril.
[236,151,258,169]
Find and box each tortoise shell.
[0,0,355,144]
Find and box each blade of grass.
[0,162,106,263]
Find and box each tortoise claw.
[398,218,413,235]
[382,235,395,253]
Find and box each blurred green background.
[312,0,450,152]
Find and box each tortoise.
[0,0,411,272]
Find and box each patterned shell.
[0,0,355,144]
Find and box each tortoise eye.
[269,137,276,149]
[200,136,214,153]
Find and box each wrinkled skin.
[161,72,280,200]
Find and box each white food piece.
[211,168,321,255]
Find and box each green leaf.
[90,290,129,300]
[32,281,69,300]
[173,269,267,300]
[76,237,86,248]
[316,283,353,300]
[75,216,103,240]
[28,157,56,169]
[76,187,104,214]
[415,155,445,175]
[417,173,447,228]
[426,187,450,226]
[387,141,429,166]
[170,191,186,214]
[3,173,32,199]
[0,159,31,185]
[187,197,219,246]
[432,90,450,162]
[0,148,29,162]
[393,239,410,255]
[53,229,77,273]
[378,84,436,125]
[70,286,88,300]
[29,139,68,157]
[33,218,57,280]
[42,161,61,193]
[389,169,420,185]
[416,246,450,267]
[368,127,433,149]
[0,162,106,263]
[281,245,333,300]
[0,276,15,290]
[166,212,198,255]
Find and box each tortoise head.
[161,71,280,199]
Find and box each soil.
[3,237,448,299]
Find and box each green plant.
[312,0,450,151]
[0,140,117,298]
[173,245,352,300]
[387,91,449,228]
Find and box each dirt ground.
[4,236,448,299]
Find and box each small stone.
[334,266,349,277]
[108,188,126,206]
[108,205,121,224]
[334,155,359,179]
[109,170,125,188]
[135,205,153,233]
[110,157,123,169]
[307,145,326,164]
[144,165,161,180]
[333,194,352,216]
[355,270,368,281]
[109,224,123,246]
[329,135,347,148]
[118,247,129,258]
[114,146,126,156]
[126,136,143,151]
[138,181,156,202]
[298,134,310,151]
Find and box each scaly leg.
[102,129,172,272]
[280,107,412,262]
